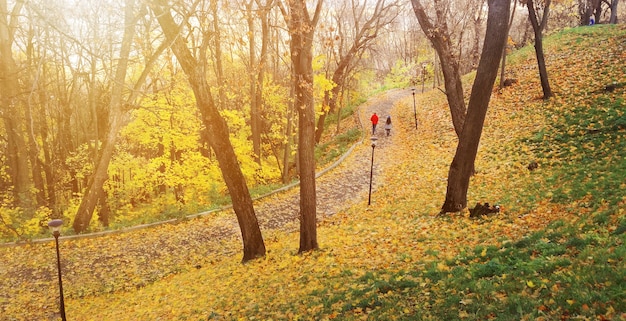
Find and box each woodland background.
[0,22,624,320]
[0,0,625,319]
[2,0,622,241]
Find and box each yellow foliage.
[2,25,625,321]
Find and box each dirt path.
[169,88,410,255]
[0,89,412,320]
[255,88,408,231]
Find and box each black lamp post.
[412,88,417,129]
[48,219,67,321]
[368,136,378,206]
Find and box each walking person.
[370,112,379,135]
[384,115,392,136]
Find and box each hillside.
[1,24,625,321]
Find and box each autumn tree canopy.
[1,0,618,241]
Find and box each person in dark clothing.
[384,116,392,136]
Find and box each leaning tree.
[440,0,511,213]
[150,0,266,262]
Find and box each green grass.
[296,25,626,320]
[315,128,362,167]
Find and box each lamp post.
[368,136,378,206]
[48,219,66,321]
[412,88,418,129]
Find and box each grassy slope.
[3,25,625,321]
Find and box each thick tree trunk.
[152,0,266,262]
[441,0,510,213]
[97,187,110,227]
[293,13,319,253]
[527,0,553,100]
[594,0,602,23]
[281,0,322,253]
[411,0,466,137]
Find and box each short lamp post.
[411,88,418,129]
[368,136,378,206]
[48,219,67,321]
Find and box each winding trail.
[0,89,413,320]
[163,88,409,256]
[255,88,406,231]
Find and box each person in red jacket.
[370,112,379,135]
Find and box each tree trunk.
[256,0,271,162]
[152,0,266,262]
[25,94,46,207]
[411,0,466,137]
[39,87,58,214]
[441,0,510,213]
[609,0,619,23]
[579,0,599,25]
[499,0,517,89]
[314,50,355,143]
[282,79,295,184]
[25,32,46,207]
[0,0,32,207]
[280,0,323,253]
[527,0,553,100]
[73,0,135,233]
[97,187,110,227]
[593,0,602,23]
[210,1,226,107]
[246,1,262,164]
[470,0,485,71]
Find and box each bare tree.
[410,0,467,137]
[499,0,518,89]
[441,0,510,213]
[525,0,553,100]
[314,0,401,143]
[278,0,323,253]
